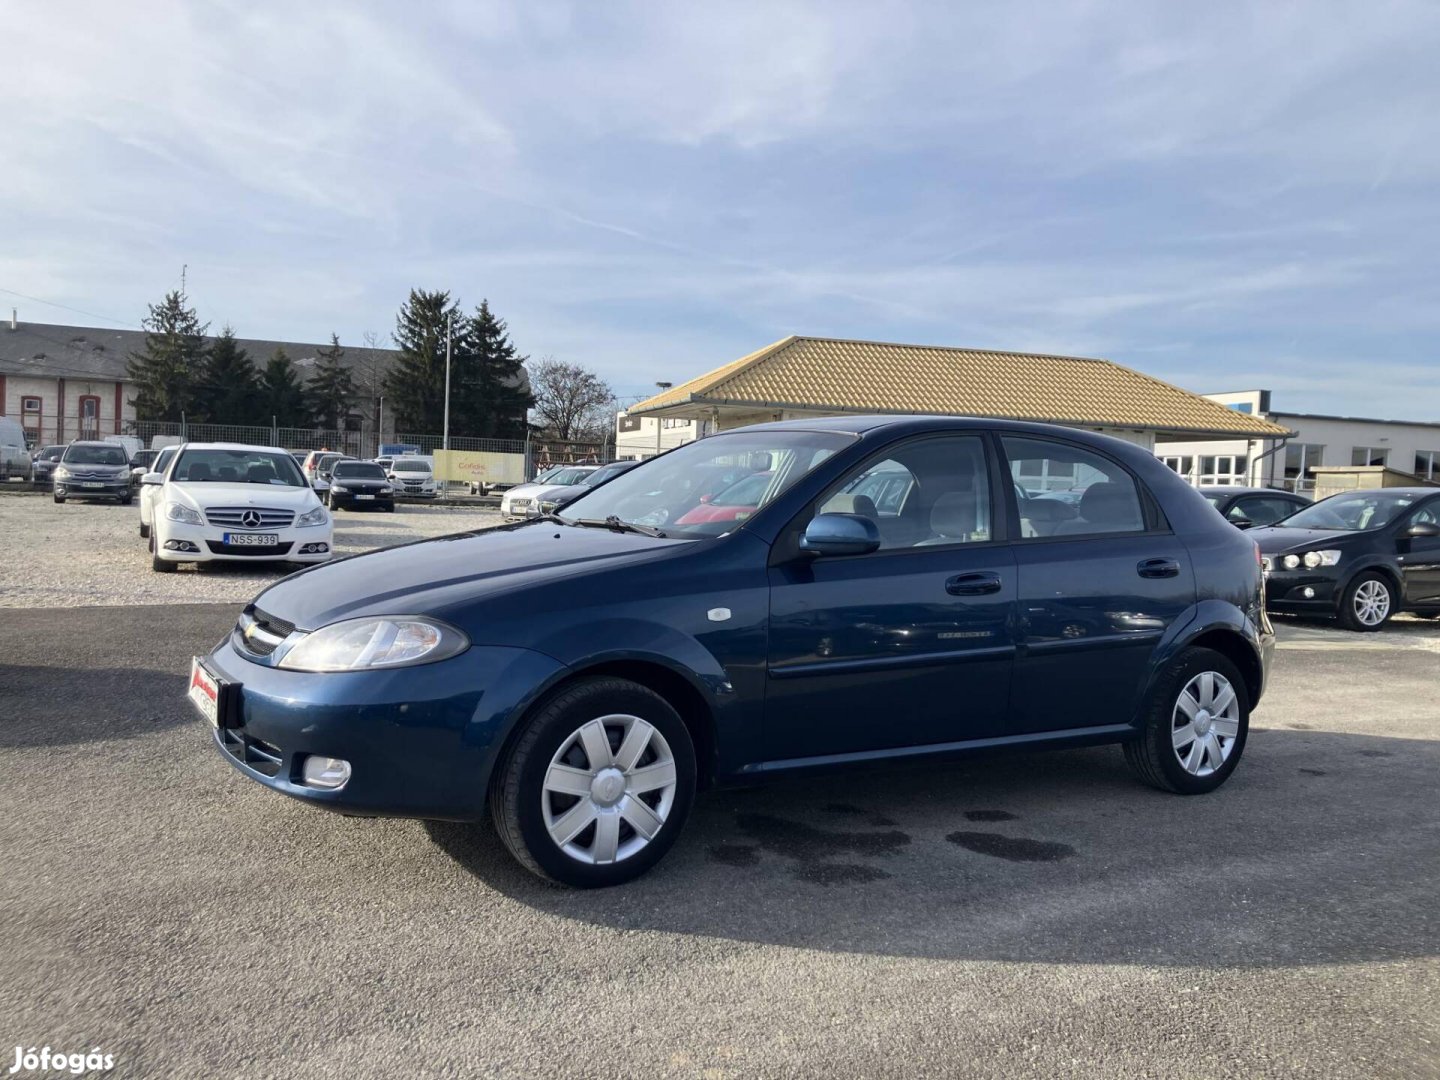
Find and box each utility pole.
[653,382,672,458]
[443,314,453,452]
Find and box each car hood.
[166,482,321,510]
[252,521,693,630]
[1251,526,1363,554]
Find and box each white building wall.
[1,374,133,447]
[615,412,701,459]
[1156,391,1440,490]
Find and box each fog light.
[1282,554,1301,569]
[163,540,199,552]
[301,756,351,790]
[1301,587,1315,599]
[298,542,329,554]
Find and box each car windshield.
[63,444,127,465]
[333,462,386,479]
[392,459,430,473]
[1203,494,1226,509]
[172,448,306,486]
[559,430,854,538]
[545,468,593,486]
[38,446,64,462]
[1281,491,1419,531]
[318,454,346,471]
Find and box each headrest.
[186,463,211,481]
[1021,497,1076,522]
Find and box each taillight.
[1254,542,1262,567]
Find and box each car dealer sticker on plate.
[189,657,221,727]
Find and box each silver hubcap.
[542,714,677,865]
[1353,579,1391,626]
[1172,671,1240,777]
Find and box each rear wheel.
[490,677,696,887]
[1124,647,1249,794]
[1338,572,1395,632]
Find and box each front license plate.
[189,657,223,727]
[356,493,374,500]
[81,482,105,488]
[223,532,279,545]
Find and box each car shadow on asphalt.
[425,729,1440,969]
[0,664,198,747]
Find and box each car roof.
[1196,486,1304,496]
[1320,487,1440,497]
[176,442,292,454]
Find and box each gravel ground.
[1,606,1437,1078]
[0,491,503,608]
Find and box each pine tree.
[455,299,534,439]
[305,333,355,430]
[126,290,208,421]
[194,326,259,423]
[386,289,460,434]
[258,347,310,428]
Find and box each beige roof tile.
[632,336,1290,437]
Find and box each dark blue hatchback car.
[192,416,1273,886]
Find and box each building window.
[1161,456,1194,481]
[1416,451,1440,481]
[1226,402,1254,414]
[1351,446,1389,468]
[662,418,689,429]
[1284,443,1324,491]
[20,396,42,445]
[1199,455,1248,485]
[78,394,101,438]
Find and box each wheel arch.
[1183,627,1264,710]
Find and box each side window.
[1002,436,1146,538]
[1409,501,1440,527]
[815,436,992,550]
[1236,496,1300,526]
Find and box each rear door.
[1001,435,1195,735]
[765,433,1017,762]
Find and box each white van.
[0,417,32,482]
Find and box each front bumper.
[55,479,129,498]
[155,519,334,563]
[203,635,564,819]
[330,491,394,509]
[1262,568,1341,613]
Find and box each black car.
[193,415,1271,888]
[325,460,395,512]
[1253,487,1440,630]
[525,459,642,517]
[1198,486,1309,530]
[29,445,65,489]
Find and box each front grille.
[206,540,294,557]
[236,607,295,656]
[509,497,531,510]
[218,726,283,777]
[205,507,296,529]
[67,470,124,481]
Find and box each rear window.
[63,444,127,465]
[333,462,386,479]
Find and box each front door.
[1001,435,1195,734]
[1398,498,1440,608]
[765,434,1017,763]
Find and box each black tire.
[385,504,396,513]
[119,493,132,506]
[1337,571,1396,632]
[489,677,696,888]
[327,493,339,511]
[1123,646,1249,795]
[53,493,65,504]
[139,522,150,539]
[150,533,176,573]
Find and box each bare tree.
[357,330,391,439]
[528,357,616,442]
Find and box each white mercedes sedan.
[143,443,333,573]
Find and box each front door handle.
[1137,557,1181,579]
[946,571,1003,596]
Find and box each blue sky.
[5,1,1439,416]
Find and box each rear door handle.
[1137,557,1181,579]
[946,571,1003,596]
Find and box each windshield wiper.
[573,515,667,538]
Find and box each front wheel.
[489,677,696,887]
[1124,647,1249,794]
[140,522,150,539]
[53,493,65,504]
[1338,572,1395,632]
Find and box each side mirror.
[1406,520,1440,538]
[698,493,714,504]
[800,512,881,557]
[141,472,164,486]
[1231,517,1256,530]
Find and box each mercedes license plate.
[223,532,279,545]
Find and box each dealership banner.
[432,449,526,486]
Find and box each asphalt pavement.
[1,605,1437,1079]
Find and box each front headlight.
[278,617,469,672]
[380,486,392,494]
[1302,549,1342,568]
[296,505,328,527]
[166,502,203,525]
[1282,554,1301,569]
[329,485,349,494]
[54,466,72,480]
